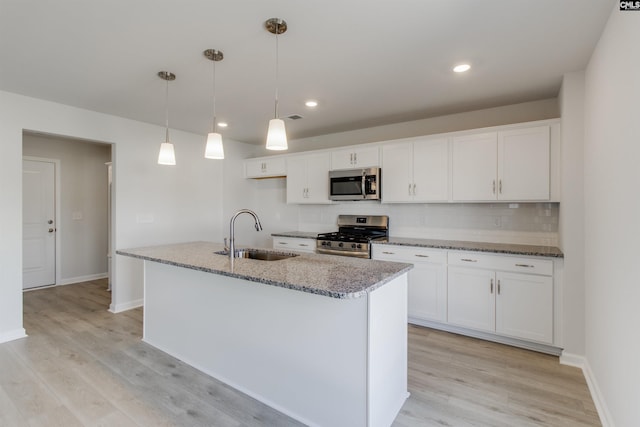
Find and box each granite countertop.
[116,241,412,299]
[377,237,564,258]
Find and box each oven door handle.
[361,171,367,198]
[317,248,370,258]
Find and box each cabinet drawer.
[448,251,552,276]
[272,237,316,253]
[372,245,447,264]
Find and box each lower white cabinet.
[447,251,553,344]
[272,236,316,253]
[372,245,447,323]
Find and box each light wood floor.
[0,280,600,426]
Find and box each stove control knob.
[357,244,362,249]
[338,242,344,248]
[351,243,357,249]
[323,241,330,246]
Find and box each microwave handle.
[361,171,367,198]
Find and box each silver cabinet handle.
[354,153,357,164]
[497,279,501,295]
[414,254,430,258]
[278,242,288,245]
[412,183,416,196]
[492,180,496,194]
[515,263,534,268]
[499,179,502,194]
[460,258,478,262]
[382,251,395,255]
[408,184,412,196]
[299,243,309,247]
[490,278,494,294]
[350,153,354,164]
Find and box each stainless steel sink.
[214,249,299,261]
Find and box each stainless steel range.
[316,215,389,258]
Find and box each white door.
[447,266,495,332]
[304,153,331,204]
[451,132,498,201]
[23,159,56,289]
[381,142,413,202]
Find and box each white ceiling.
[0,1,612,145]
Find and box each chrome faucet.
[227,209,263,260]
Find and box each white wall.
[558,72,586,358]
[0,90,227,340]
[583,7,640,427]
[23,134,111,284]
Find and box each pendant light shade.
[158,142,176,165]
[157,71,176,166]
[204,49,225,159]
[265,18,288,151]
[205,132,225,159]
[266,118,288,150]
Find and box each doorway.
[22,132,113,299]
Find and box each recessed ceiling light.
[453,64,471,73]
[218,122,228,128]
[305,100,318,108]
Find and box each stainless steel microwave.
[329,167,381,201]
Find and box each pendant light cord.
[165,78,170,143]
[212,58,217,133]
[274,23,279,119]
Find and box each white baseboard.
[109,298,143,313]
[560,351,613,427]
[0,328,27,344]
[59,272,108,286]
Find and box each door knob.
[48,220,53,224]
[48,228,54,233]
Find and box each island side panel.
[143,261,369,427]
[367,274,409,427]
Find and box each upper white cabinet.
[331,146,379,170]
[286,153,332,204]
[245,157,286,178]
[382,137,448,203]
[451,126,550,201]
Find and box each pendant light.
[265,18,288,151]
[204,49,225,159]
[157,71,177,165]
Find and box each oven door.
[329,168,380,201]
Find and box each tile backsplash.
[298,202,559,246]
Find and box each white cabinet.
[331,146,379,170]
[372,245,447,323]
[245,157,286,178]
[447,251,553,344]
[273,236,316,253]
[381,137,448,203]
[286,153,332,204]
[451,126,550,201]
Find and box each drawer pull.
[515,263,534,268]
[414,254,430,258]
[382,251,395,255]
[460,258,478,263]
[278,242,288,245]
[298,244,309,247]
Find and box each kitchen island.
[117,241,412,427]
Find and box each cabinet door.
[412,138,449,202]
[303,153,332,204]
[286,156,308,204]
[452,133,498,201]
[498,126,550,200]
[245,157,286,178]
[331,146,379,170]
[408,262,447,322]
[495,272,553,344]
[447,266,495,332]
[381,142,413,202]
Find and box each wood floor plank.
[0,280,601,426]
